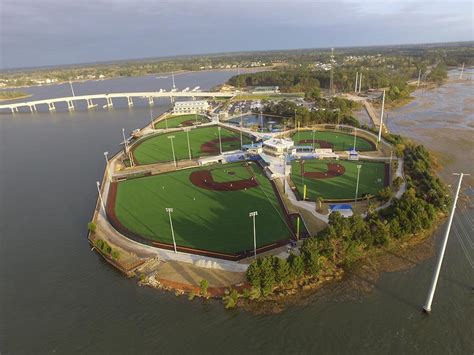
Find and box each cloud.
[1,0,472,68]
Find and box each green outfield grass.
[154,114,209,129]
[291,159,387,201]
[113,162,291,254]
[292,130,375,151]
[132,126,252,165]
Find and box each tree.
[288,253,304,278]
[259,256,276,296]
[300,238,322,275]
[274,257,292,286]
[246,260,261,289]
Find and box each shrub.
[259,256,276,296]
[88,222,97,233]
[300,238,322,276]
[199,279,209,296]
[274,257,292,286]
[111,250,120,260]
[223,288,239,309]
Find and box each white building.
[173,100,210,114]
[262,138,294,157]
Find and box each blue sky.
[1,0,473,69]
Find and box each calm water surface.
[1,70,473,354]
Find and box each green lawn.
[113,162,292,254]
[292,130,375,151]
[154,114,209,129]
[290,159,387,201]
[132,126,252,165]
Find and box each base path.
[301,162,346,179]
[189,169,259,191]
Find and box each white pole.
[104,151,110,181]
[417,69,422,87]
[358,73,362,93]
[378,90,385,143]
[355,72,359,93]
[168,136,177,168]
[249,211,258,259]
[240,112,243,149]
[149,108,154,128]
[423,173,469,313]
[69,80,75,97]
[184,128,192,160]
[354,164,362,202]
[166,208,177,253]
[96,181,106,215]
[122,128,134,167]
[459,62,465,80]
[353,128,357,151]
[172,71,176,90]
[218,126,222,155]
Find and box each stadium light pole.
[354,164,362,202]
[165,208,177,253]
[184,127,192,160]
[249,211,258,259]
[168,136,177,168]
[122,128,134,167]
[423,173,469,313]
[149,107,154,128]
[217,126,223,155]
[378,90,385,143]
[240,112,243,149]
[104,151,111,181]
[96,181,106,216]
[353,128,357,151]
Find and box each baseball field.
[108,162,292,256]
[154,114,209,129]
[292,130,375,151]
[132,126,252,165]
[290,159,388,201]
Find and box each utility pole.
[165,208,177,253]
[149,108,154,128]
[358,73,362,93]
[249,211,258,259]
[417,69,422,87]
[378,90,385,143]
[355,72,359,93]
[423,173,469,313]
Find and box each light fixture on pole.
[165,208,177,253]
[184,127,192,160]
[423,173,469,313]
[217,126,222,155]
[354,164,362,202]
[168,136,177,168]
[249,211,258,259]
[96,181,106,216]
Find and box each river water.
[1,70,473,354]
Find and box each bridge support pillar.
[148,97,154,106]
[87,99,97,109]
[67,100,75,111]
[106,97,113,108]
[48,102,56,112]
[127,97,133,107]
[10,107,17,114]
[28,104,37,112]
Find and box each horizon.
[1,0,473,70]
[2,39,473,72]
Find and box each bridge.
[0,90,237,113]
